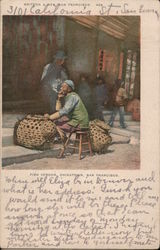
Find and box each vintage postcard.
[0,0,160,249]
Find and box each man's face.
[60,83,70,95]
[56,59,65,65]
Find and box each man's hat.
[64,80,75,90]
[54,50,67,60]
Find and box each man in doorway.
[41,50,68,113]
[45,80,89,136]
[77,74,93,119]
[108,79,128,129]
[94,75,108,121]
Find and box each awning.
[70,16,140,44]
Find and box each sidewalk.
[2,111,140,169]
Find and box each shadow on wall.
[3,16,57,102]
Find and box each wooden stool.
[59,128,93,160]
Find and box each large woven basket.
[89,119,112,153]
[14,115,57,150]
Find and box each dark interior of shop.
[3,16,140,114]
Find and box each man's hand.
[50,112,60,120]
[58,90,65,99]
[58,93,64,99]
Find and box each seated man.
[45,80,89,137]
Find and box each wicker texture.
[89,119,112,153]
[14,116,112,153]
[14,115,57,150]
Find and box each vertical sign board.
[98,48,106,71]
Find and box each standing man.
[77,74,93,119]
[41,50,68,113]
[94,75,108,121]
[108,80,128,128]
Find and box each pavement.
[4,144,140,170]
[2,111,140,169]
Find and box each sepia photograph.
[2,15,140,169]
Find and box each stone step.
[2,133,130,167]
[3,100,45,111]
[2,126,139,167]
[3,114,26,128]
[2,119,140,148]
[103,113,133,121]
[111,133,130,144]
[109,124,140,132]
[110,127,140,145]
[2,128,138,148]
[103,110,132,116]
[2,145,61,167]
[2,128,14,147]
[110,127,140,138]
[3,113,44,128]
[126,126,140,133]
[124,126,140,133]
[106,120,140,126]
[3,112,138,129]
